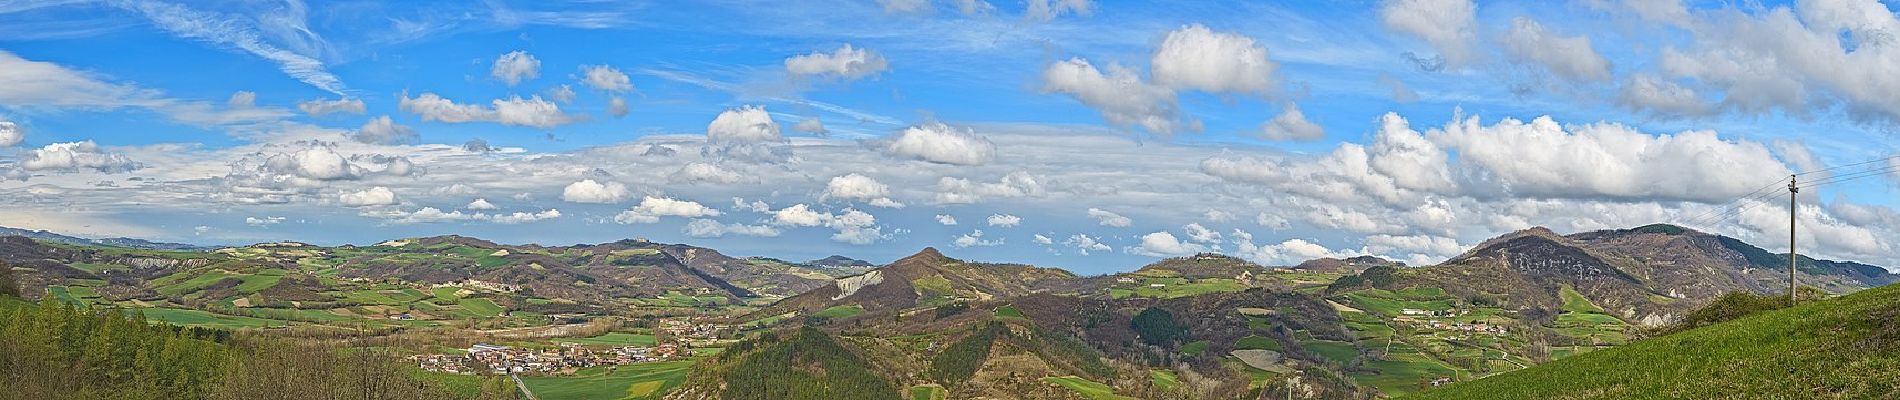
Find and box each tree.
[1131,307,1184,346]
[0,261,18,298]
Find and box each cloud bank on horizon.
[1,0,1899,273]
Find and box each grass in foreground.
[521,359,696,400]
[1406,284,1900,399]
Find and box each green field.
[1115,277,1250,299]
[521,359,696,400]
[812,305,865,319]
[457,298,505,317]
[1300,340,1359,365]
[1353,352,1459,396]
[1407,284,1900,399]
[138,308,285,328]
[992,305,1025,318]
[908,384,946,400]
[1150,369,1181,392]
[556,332,658,347]
[1040,376,1135,400]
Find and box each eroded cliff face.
[832,270,883,300]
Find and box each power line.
[1676,176,1789,227]
[1796,163,1900,189]
[1793,154,1898,177]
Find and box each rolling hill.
[1404,281,1900,399]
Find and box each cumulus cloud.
[823,173,903,207]
[685,218,781,238]
[1380,0,1478,67]
[491,50,540,86]
[366,207,560,224]
[398,91,581,128]
[1430,114,1793,202]
[245,216,285,226]
[297,97,366,116]
[706,106,782,144]
[1378,74,1421,103]
[1182,223,1222,243]
[876,0,930,14]
[1257,103,1325,141]
[1232,234,1353,265]
[338,186,398,207]
[0,121,22,147]
[352,115,418,145]
[883,122,996,165]
[607,96,629,118]
[1129,231,1209,257]
[614,196,722,224]
[227,91,256,108]
[935,214,958,225]
[561,179,632,203]
[1204,210,1235,222]
[1499,17,1611,81]
[467,198,498,210]
[669,162,756,185]
[581,65,633,92]
[21,141,138,172]
[1151,24,1277,93]
[769,204,889,244]
[986,214,1022,227]
[1638,1,1900,122]
[792,118,828,135]
[1042,58,1181,135]
[1064,233,1113,255]
[936,171,1043,204]
[1616,73,1715,117]
[952,229,1004,248]
[785,44,890,81]
[1087,208,1132,227]
[545,85,577,103]
[1363,234,1463,265]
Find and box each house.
[1115,277,1137,284]
[1401,308,1428,316]
[1149,283,1166,288]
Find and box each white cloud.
[1499,17,1611,81]
[398,91,581,128]
[772,204,831,227]
[792,118,828,135]
[1032,234,1054,245]
[685,218,781,238]
[669,162,756,185]
[1065,233,1112,255]
[883,122,996,165]
[0,121,22,147]
[21,141,138,172]
[952,229,1004,248]
[352,115,418,145]
[823,173,904,207]
[936,171,1043,204]
[467,198,498,210]
[1041,58,1180,135]
[706,105,782,144]
[935,214,958,225]
[1257,103,1325,141]
[245,216,284,226]
[1182,223,1222,243]
[488,209,563,224]
[297,98,365,116]
[986,214,1021,227]
[491,50,540,86]
[956,0,996,15]
[1086,208,1132,227]
[614,196,722,224]
[1430,114,1793,202]
[338,186,398,207]
[545,85,577,103]
[785,44,890,81]
[1151,24,1277,93]
[581,65,633,92]
[227,91,256,108]
[1380,0,1478,67]
[366,207,560,224]
[561,179,632,204]
[1617,73,1714,116]
[114,1,346,94]
[1232,234,1353,265]
[607,96,629,118]
[1363,234,1463,265]
[1203,210,1235,223]
[1129,231,1208,257]
[1025,0,1091,21]
[769,205,890,244]
[1255,212,1291,230]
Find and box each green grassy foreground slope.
[1406,284,1900,399]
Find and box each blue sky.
[2,0,1899,274]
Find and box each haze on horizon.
[1,0,1898,274]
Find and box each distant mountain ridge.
[0,225,205,251]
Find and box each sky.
[2,0,1900,274]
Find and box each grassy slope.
[1406,284,1900,399]
[522,360,695,400]
[1040,376,1135,400]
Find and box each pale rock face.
[1638,312,1674,328]
[832,270,884,300]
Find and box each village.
[1393,308,1511,335]
[413,342,685,375]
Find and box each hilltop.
[1405,282,1900,399]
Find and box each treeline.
[0,294,519,400]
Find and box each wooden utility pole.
[1789,175,1798,305]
